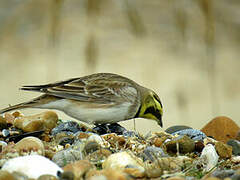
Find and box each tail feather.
[0,94,52,114]
[0,102,30,114]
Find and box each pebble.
[0,140,7,149]
[0,170,15,180]
[86,169,130,180]
[171,129,207,141]
[52,140,85,167]
[0,116,8,129]
[1,155,63,179]
[102,151,145,175]
[142,146,168,161]
[231,156,240,163]
[14,111,58,132]
[200,144,219,172]
[215,141,232,158]
[51,121,82,136]
[165,135,195,154]
[37,174,58,180]
[14,136,45,155]
[165,125,192,134]
[227,139,240,156]
[63,160,95,179]
[93,123,127,135]
[166,177,186,180]
[211,169,235,179]
[201,116,240,143]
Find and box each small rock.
[93,123,127,135]
[195,141,205,152]
[14,136,45,155]
[165,125,192,134]
[102,151,145,175]
[171,129,206,141]
[76,132,90,139]
[14,111,58,132]
[1,155,63,179]
[203,178,221,180]
[58,171,75,180]
[200,144,219,172]
[0,141,7,149]
[145,156,192,178]
[231,156,240,163]
[0,116,8,129]
[211,169,235,179]
[51,121,82,136]
[4,113,15,124]
[165,135,195,154]
[52,140,85,167]
[142,146,168,161]
[215,141,232,158]
[63,160,95,179]
[37,174,58,180]
[166,177,186,180]
[227,139,240,156]
[201,116,240,143]
[86,169,130,180]
[0,170,15,180]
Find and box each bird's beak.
[157,117,163,127]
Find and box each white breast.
[38,99,132,124]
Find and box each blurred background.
[0,0,239,134]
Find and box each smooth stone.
[86,169,129,180]
[1,155,63,179]
[102,151,144,174]
[0,170,15,180]
[201,116,240,143]
[165,125,192,134]
[142,146,168,161]
[37,174,58,180]
[227,139,240,156]
[0,116,8,129]
[63,160,95,179]
[93,123,126,135]
[165,135,195,154]
[215,141,232,158]
[200,144,219,172]
[211,169,235,179]
[171,129,206,141]
[166,177,186,180]
[14,111,58,132]
[145,156,191,178]
[51,121,82,136]
[15,136,45,155]
[52,141,85,167]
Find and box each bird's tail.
[0,102,30,114]
[0,95,49,114]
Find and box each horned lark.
[0,73,163,126]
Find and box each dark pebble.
[51,121,83,136]
[227,139,240,156]
[165,125,192,134]
[93,123,126,135]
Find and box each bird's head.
[138,89,163,127]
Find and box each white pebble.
[1,155,63,179]
[200,144,219,172]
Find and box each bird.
[0,73,163,127]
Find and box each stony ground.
[0,111,239,180]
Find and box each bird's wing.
[21,74,139,104]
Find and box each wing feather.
[21,73,139,104]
